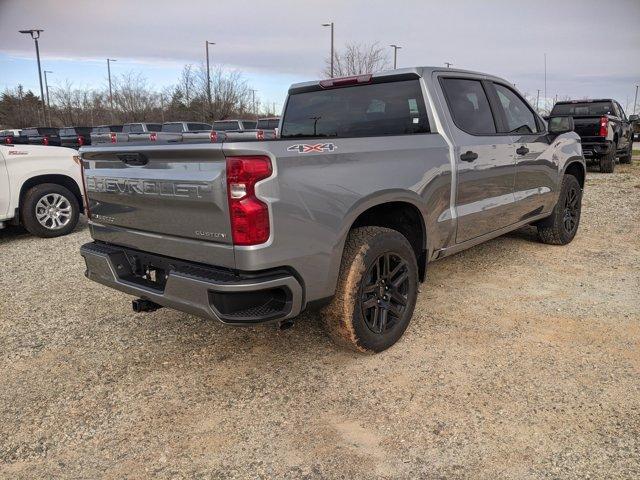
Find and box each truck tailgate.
[81,143,234,264]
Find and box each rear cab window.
[281,79,430,138]
[162,123,185,133]
[257,119,280,129]
[212,121,241,131]
[551,102,615,116]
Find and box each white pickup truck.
[0,144,84,237]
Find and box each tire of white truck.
[536,174,582,246]
[322,226,419,353]
[21,183,80,238]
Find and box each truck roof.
[554,99,614,104]
[288,67,513,92]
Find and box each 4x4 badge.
[287,143,337,153]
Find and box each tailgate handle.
[117,153,148,166]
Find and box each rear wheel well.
[564,162,585,189]
[351,202,426,281]
[19,175,84,218]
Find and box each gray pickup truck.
[79,67,585,353]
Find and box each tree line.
[0,64,274,128]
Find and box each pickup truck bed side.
[79,67,585,352]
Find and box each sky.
[0,0,639,113]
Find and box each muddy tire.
[619,140,632,164]
[322,226,419,353]
[599,147,615,173]
[537,175,582,245]
[21,183,79,238]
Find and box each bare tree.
[111,72,159,122]
[323,42,390,77]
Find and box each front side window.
[441,78,496,135]
[281,79,430,138]
[494,84,539,134]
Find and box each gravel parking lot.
[1,156,639,479]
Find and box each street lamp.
[389,44,402,69]
[322,22,334,78]
[206,41,215,114]
[107,58,117,121]
[634,84,638,115]
[19,29,46,124]
[44,70,53,126]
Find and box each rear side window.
[22,128,38,136]
[126,124,144,133]
[441,78,496,135]
[493,84,540,134]
[186,123,211,131]
[59,128,74,136]
[281,79,430,138]
[551,102,615,116]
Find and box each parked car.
[59,126,92,149]
[150,121,212,142]
[550,99,633,172]
[0,144,84,237]
[0,129,28,145]
[79,67,585,353]
[90,125,124,144]
[211,119,257,132]
[630,114,639,141]
[120,122,163,142]
[23,127,61,146]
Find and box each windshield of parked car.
[552,102,615,116]
[281,79,430,138]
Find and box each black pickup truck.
[59,126,92,149]
[550,99,633,173]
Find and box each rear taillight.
[256,129,265,140]
[42,136,49,146]
[226,156,272,246]
[78,156,91,219]
[110,132,117,143]
[599,116,608,137]
[5,136,13,144]
[77,135,85,146]
[210,131,218,143]
[149,132,157,141]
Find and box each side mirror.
[629,114,639,122]
[548,116,574,135]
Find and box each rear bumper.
[80,242,303,325]
[581,140,613,158]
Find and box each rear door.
[438,76,517,243]
[489,82,557,219]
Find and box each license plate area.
[120,251,170,291]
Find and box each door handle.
[460,151,478,162]
[516,146,529,155]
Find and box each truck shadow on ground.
[0,217,88,246]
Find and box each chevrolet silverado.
[79,67,585,352]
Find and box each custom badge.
[287,143,337,153]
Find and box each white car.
[0,144,85,237]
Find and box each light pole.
[44,70,53,126]
[19,29,46,124]
[634,85,638,115]
[544,53,547,111]
[536,89,540,113]
[250,89,258,116]
[107,58,116,121]
[322,22,334,78]
[389,45,402,69]
[206,41,215,115]
[444,62,453,68]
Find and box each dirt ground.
[1,157,639,479]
